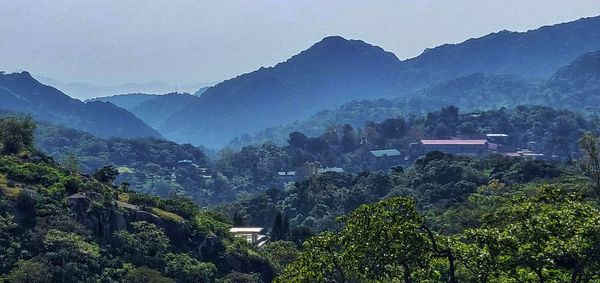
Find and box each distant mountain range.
[155,16,600,147]
[89,92,198,130]
[87,93,161,110]
[231,50,600,147]
[4,16,600,148]
[34,75,210,100]
[0,72,161,139]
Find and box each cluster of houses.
[274,134,547,186]
[233,135,550,246]
[411,134,545,159]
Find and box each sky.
[2,0,600,88]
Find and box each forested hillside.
[33,121,230,205]
[0,116,280,282]
[26,105,600,210]
[3,106,600,282]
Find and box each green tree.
[458,185,600,282]
[578,132,600,196]
[263,241,299,273]
[5,259,53,283]
[42,229,101,282]
[0,214,20,273]
[92,165,119,184]
[164,253,216,283]
[278,197,433,282]
[0,116,36,155]
[271,211,289,241]
[115,221,171,268]
[125,266,174,283]
[63,154,80,175]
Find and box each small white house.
[229,227,269,247]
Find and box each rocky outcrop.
[67,193,127,243]
[67,193,190,246]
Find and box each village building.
[368,149,403,169]
[177,159,200,168]
[318,167,345,174]
[229,227,269,247]
[276,171,297,187]
[419,139,489,155]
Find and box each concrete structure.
[230,227,269,247]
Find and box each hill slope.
[160,36,402,147]
[0,72,162,139]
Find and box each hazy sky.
[2,0,600,86]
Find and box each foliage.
[92,165,119,184]
[164,253,217,283]
[124,266,174,283]
[0,115,36,155]
[114,221,171,268]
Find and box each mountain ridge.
[0,71,162,139]
[157,15,600,147]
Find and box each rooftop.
[370,149,401,157]
[421,139,488,145]
[318,167,345,173]
[230,227,265,233]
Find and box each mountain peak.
[317,35,349,44]
[309,35,373,51]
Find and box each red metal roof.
[420,139,488,145]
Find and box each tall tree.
[0,115,36,155]
[578,132,600,196]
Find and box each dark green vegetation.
[29,105,600,211]
[0,117,280,282]
[34,121,229,206]
[231,105,599,170]
[0,72,161,139]
[3,111,600,282]
[159,16,600,147]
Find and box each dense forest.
[3,107,600,282]
[25,105,599,212]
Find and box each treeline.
[219,105,596,193]
[26,105,600,211]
